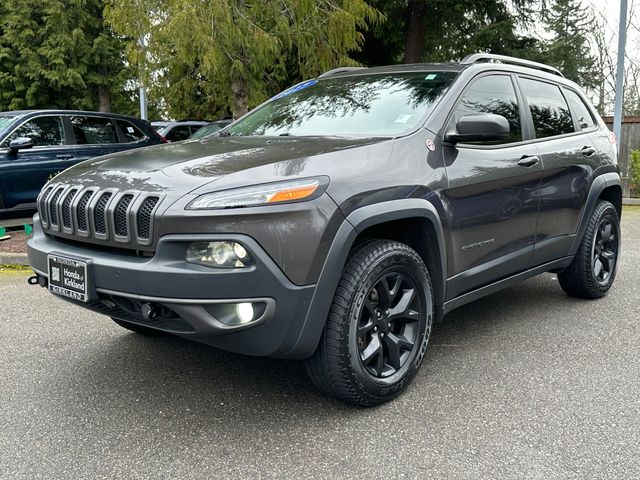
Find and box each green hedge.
[631,150,640,196]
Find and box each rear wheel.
[111,317,162,336]
[305,239,433,406]
[558,200,620,299]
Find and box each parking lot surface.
[1,208,639,479]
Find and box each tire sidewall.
[345,247,433,400]
[589,204,621,292]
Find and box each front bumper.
[27,219,316,358]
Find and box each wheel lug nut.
[374,326,378,332]
[385,309,390,316]
[380,332,385,337]
[376,311,382,318]
[387,322,391,328]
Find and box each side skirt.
[443,256,574,314]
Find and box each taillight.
[151,129,168,143]
[608,131,617,147]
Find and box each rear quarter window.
[564,89,596,130]
[116,120,147,142]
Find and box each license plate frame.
[47,254,90,303]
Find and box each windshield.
[226,71,458,137]
[191,123,224,139]
[0,115,19,132]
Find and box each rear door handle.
[580,146,596,157]
[55,154,74,160]
[517,155,540,167]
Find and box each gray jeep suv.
[27,54,622,406]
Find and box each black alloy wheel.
[357,272,422,378]
[592,217,618,286]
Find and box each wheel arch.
[570,172,622,256]
[284,198,447,359]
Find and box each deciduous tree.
[106,0,380,119]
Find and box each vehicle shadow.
[50,273,580,435]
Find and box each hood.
[52,136,383,193]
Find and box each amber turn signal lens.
[267,184,319,203]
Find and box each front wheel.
[304,239,433,406]
[558,200,620,299]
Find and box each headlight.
[185,241,253,268]
[186,177,327,210]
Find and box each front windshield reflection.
[227,72,458,138]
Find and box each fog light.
[236,303,254,323]
[204,301,268,327]
[186,241,253,268]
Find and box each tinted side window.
[165,125,191,142]
[71,116,119,144]
[116,120,146,142]
[564,89,596,130]
[6,116,64,147]
[450,75,522,144]
[519,78,575,139]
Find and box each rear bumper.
[27,218,317,358]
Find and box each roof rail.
[318,67,367,78]
[461,53,563,78]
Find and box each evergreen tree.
[353,0,544,66]
[543,0,598,88]
[0,0,135,113]
[106,0,380,119]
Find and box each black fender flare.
[283,198,447,359]
[569,172,622,256]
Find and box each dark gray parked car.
[27,54,622,406]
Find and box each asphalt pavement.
[1,207,639,479]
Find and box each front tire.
[305,239,433,406]
[558,200,620,299]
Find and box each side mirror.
[445,113,510,144]
[9,137,34,154]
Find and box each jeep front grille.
[114,194,134,237]
[137,196,159,240]
[37,184,162,248]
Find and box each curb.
[623,198,640,205]
[0,252,29,267]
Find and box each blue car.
[0,110,164,218]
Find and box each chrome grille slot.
[93,192,113,235]
[61,189,78,229]
[114,194,133,237]
[38,185,161,249]
[137,196,159,240]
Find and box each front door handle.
[55,154,74,160]
[517,155,540,167]
[581,146,596,157]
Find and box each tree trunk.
[231,75,249,119]
[98,84,111,112]
[404,0,427,64]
